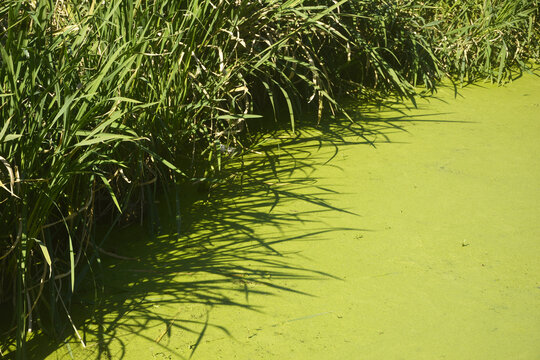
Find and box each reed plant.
[0,0,538,357]
[321,0,441,97]
[0,0,349,355]
[428,0,540,83]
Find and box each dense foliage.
[1,0,538,356]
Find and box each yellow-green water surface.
[36,73,540,359]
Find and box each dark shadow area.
[7,101,452,360]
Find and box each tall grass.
[429,0,540,83]
[1,0,538,357]
[0,0,349,355]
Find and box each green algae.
[29,73,540,359]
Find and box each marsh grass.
[430,0,540,83]
[0,0,538,357]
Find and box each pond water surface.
[32,72,540,359]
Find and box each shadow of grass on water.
[19,102,451,359]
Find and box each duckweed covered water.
[35,73,540,359]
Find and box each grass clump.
[0,0,538,357]
[0,0,350,356]
[430,0,540,83]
